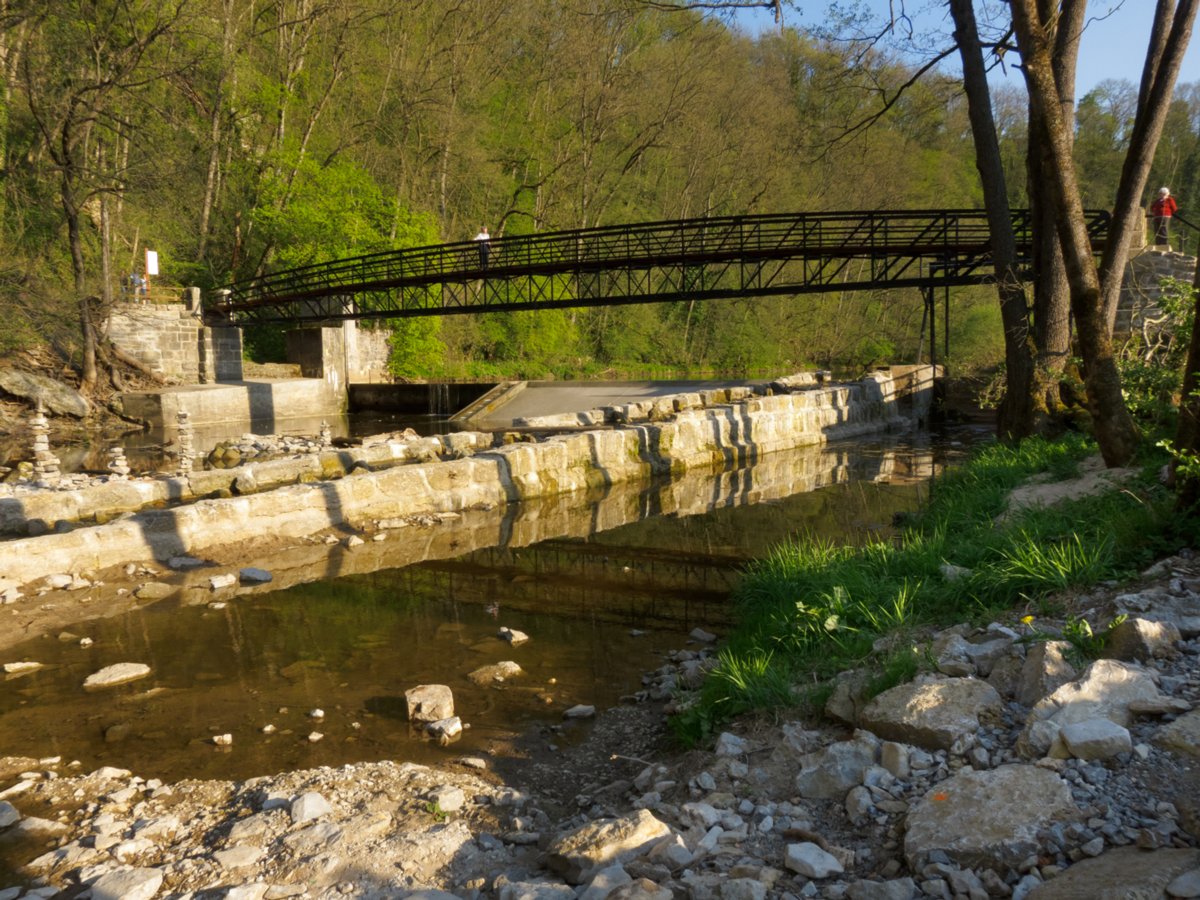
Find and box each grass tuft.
[672,434,1180,745]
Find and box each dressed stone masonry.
[0,369,928,587]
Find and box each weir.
[0,368,935,588]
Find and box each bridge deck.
[213,209,1110,326]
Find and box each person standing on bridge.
[1150,187,1178,249]
[474,225,490,269]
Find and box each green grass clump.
[672,434,1180,744]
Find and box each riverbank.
[0,538,1197,899]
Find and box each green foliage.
[388,318,447,380]
[1021,613,1129,667]
[1117,277,1197,429]
[673,436,1178,744]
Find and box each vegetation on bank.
[2,2,1197,392]
[672,433,1189,744]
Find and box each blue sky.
[734,2,1200,97]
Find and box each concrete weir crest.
[0,368,936,588]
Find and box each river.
[0,427,981,783]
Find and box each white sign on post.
[145,249,159,276]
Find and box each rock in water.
[405,684,454,722]
[83,663,151,689]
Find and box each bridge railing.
[216,208,1109,319]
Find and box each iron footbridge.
[211,209,1112,326]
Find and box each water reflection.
[0,433,969,782]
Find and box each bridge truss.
[212,209,1111,329]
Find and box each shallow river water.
[0,430,977,784]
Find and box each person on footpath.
[1150,186,1178,249]
[474,225,490,268]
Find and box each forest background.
[0,0,1197,383]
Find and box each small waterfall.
[428,382,452,416]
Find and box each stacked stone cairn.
[319,419,333,450]
[105,446,131,480]
[176,409,195,476]
[29,403,61,487]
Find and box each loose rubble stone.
[1168,867,1200,898]
[713,732,748,756]
[290,791,332,824]
[794,731,879,800]
[904,764,1079,872]
[859,677,1003,751]
[240,567,273,584]
[87,866,164,900]
[1020,658,1165,756]
[785,842,844,878]
[2,661,42,674]
[499,626,529,645]
[1060,718,1133,760]
[0,801,19,828]
[545,809,672,884]
[134,582,173,600]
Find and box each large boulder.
[545,810,672,884]
[1018,658,1164,757]
[0,368,90,418]
[404,684,454,722]
[1105,616,1180,662]
[904,764,1080,872]
[858,677,1003,751]
[1157,710,1200,759]
[1025,847,1200,899]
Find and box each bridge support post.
[284,327,350,412]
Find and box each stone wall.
[0,370,926,585]
[200,326,244,383]
[107,303,243,383]
[346,323,392,382]
[107,304,203,381]
[288,322,392,384]
[1116,249,1197,339]
[116,376,346,431]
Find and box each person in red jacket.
[1150,186,1178,248]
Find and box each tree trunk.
[948,0,1037,440]
[1099,0,1198,332]
[1030,0,1083,412]
[63,175,96,389]
[1009,0,1141,466]
[1171,260,1200,510]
